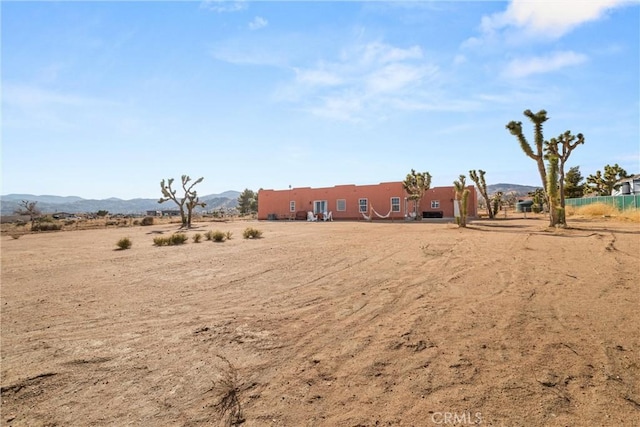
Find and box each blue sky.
[2,0,639,199]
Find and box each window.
[336,199,346,211]
[359,198,368,213]
[290,201,295,212]
[391,197,400,212]
[431,200,440,209]
[314,200,327,214]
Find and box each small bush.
[116,237,132,250]
[153,233,188,246]
[243,227,262,239]
[153,236,169,246]
[204,230,215,241]
[170,233,188,245]
[10,233,23,240]
[133,219,140,225]
[141,216,155,226]
[32,223,62,232]
[211,230,226,242]
[225,231,233,240]
[193,233,203,243]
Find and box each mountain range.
[0,191,241,216]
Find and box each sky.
[2,0,639,200]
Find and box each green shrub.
[153,236,169,246]
[243,227,262,239]
[193,233,203,243]
[211,230,226,242]
[170,233,188,245]
[141,216,155,226]
[116,237,132,250]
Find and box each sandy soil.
[1,217,639,426]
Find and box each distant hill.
[486,183,539,196]
[0,191,241,215]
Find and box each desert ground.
[1,216,639,426]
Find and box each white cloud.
[249,16,268,31]
[294,68,343,86]
[200,0,247,13]
[502,51,588,78]
[480,0,632,40]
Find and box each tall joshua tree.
[506,110,584,227]
[469,169,493,218]
[453,174,470,227]
[545,131,584,225]
[159,175,206,229]
[506,109,549,204]
[402,169,432,219]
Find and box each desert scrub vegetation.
[31,222,62,232]
[204,230,228,242]
[153,233,189,246]
[212,355,245,427]
[566,203,640,222]
[116,237,132,250]
[192,233,203,243]
[243,227,262,239]
[141,216,155,226]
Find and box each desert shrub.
[170,233,188,245]
[204,230,214,241]
[133,219,140,226]
[225,231,233,240]
[116,237,132,250]
[153,236,169,246]
[141,216,155,226]
[243,227,262,239]
[10,233,23,240]
[31,223,62,232]
[211,230,226,242]
[193,233,203,243]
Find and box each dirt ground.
[1,216,639,426]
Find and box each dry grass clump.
[116,237,132,250]
[242,227,262,239]
[566,202,640,222]
[153,233,188,246]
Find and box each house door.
[314,200,327,214]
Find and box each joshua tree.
[453,174,470,227]
[506,109,549,204]
[492,191,503,217]
[14,200,41,229]
[469,169,493,218]
[506,110,584,227]
[585,164,630,196]
[402,169,432,219]
[528,188,546,213]
[545,131,585,225]
[158,175,206,228]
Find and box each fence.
[565,195,639,210]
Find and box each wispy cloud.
[248,16,268,31]
[275,41,455,121]
[502,51,588,78]
[476,0,633,41]
[200,0,247,13]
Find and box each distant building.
[258,182,477,221]
[612,174,640,196]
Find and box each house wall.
[258,182,477,220]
